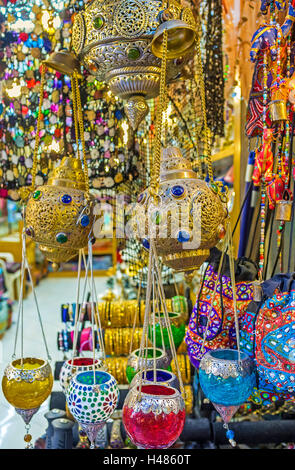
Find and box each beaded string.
[259,49,269,279]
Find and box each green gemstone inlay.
[127,47,140,60]
[93,16,104,30]
[33,190,41,200]
[56,233,68,244]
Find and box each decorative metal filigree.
[127,348,170,373]
[199,350,254,379]
[4,359,52,383]
[134,147,227,272]
[25,156,95,264]
[72,12,86,56]
[73,0,196,127]
[124,385,185,414]
[114,0,148,38]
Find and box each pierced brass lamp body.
[25,156,95,267]
[72,0,196,129]
[135,147,228,272]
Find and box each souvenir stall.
[0,0,295,453]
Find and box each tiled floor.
[0,275,108,449]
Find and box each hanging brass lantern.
[25,156,95,269]
[71,0,197,129]
[134,147,228,272]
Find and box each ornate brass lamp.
[71,0,197,129]
[22,66,95,271]
[135,147,228,272]
[25,155,95,269]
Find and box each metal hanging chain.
[20,64,46,201]
[195,35,213,182]
[150,28,168,200]
[72,71,90,201]
[13,230,51,362]
[71,74,81,161]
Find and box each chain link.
[30,64,47,192]
[150,28,168,201]
[195,37,213,182]
[72,71,90,201]
[71,73,81,161]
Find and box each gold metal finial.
[124,96,149,130]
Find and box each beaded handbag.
[186,248,257,369]
[240,272,295,405]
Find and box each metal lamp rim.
[151,19,196,59]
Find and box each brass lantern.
[25,156,95,270]
[135,147,228,272]
[71,0,197,129]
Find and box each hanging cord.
[12,227,26,362]
[271,223,286,277]
[70,250,82,361]
[200,241,227,355]
[154,283,165,359]
[151,240,185,396]
[231,181,254,237]
[172,272,179,297]
[82,248,106,365]
[263,209,275,279]
[227,226,241,363]
[150,28,168,201]
[88,241,97,385]
[13,230,51,362]
[129,271,143,355]
[71,250,90,366]
[138,247,153,399]
[152,264,157,383]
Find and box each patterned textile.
[240,274,295,405]
[186,264,254,369]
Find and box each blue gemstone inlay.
[137,193,144,203]
[171,185,185,198]
[142,238,150,250]
[61,194,72,204]
[177,230,190,242]
[80,215,90,227]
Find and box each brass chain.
[190,68,201,176]
[24,64,46,199]
[71,73,81,161]
[150,28,168,201]
[195,37,213,182]
[72,70,90,200]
